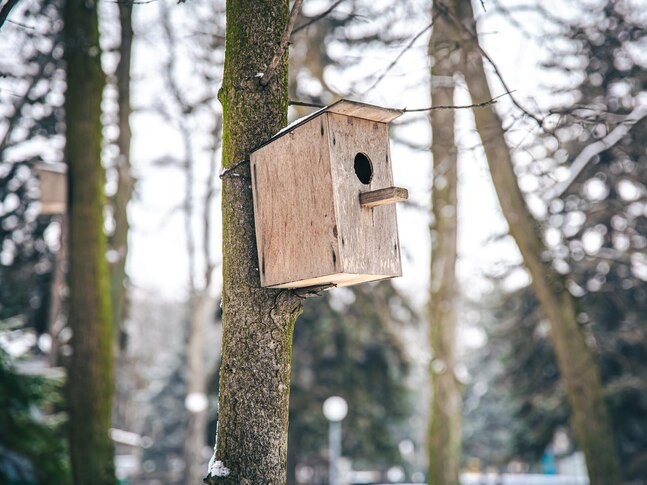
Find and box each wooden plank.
[251,115,340,288]
[267,272,393,289]
[326,112,403,278]
[359,186,408,208]
[325,99,403,123]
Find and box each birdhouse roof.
[253,99,403,152]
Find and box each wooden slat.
[359,186,408,208]
[325,99,403,123]
[327,112,402,277]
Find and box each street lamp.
[323,396,348,485]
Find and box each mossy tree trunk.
[426,3,462,484]
[64,0,115,483]
[442,1,620,482]
[206,1,303,483]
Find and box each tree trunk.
[206,1,303,483]
[184,289,217,485]
[64,0,115,481]
[110,0,134,348]
[426,4,461,484]
[448,1,620,482]
[47,214,67,367]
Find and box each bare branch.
[548,104,647,199]
[219,159,249,179]
[361,16,436,95]
[260,0,304,87]
[436,0,545,128]
[293,0,344,34]
[288,91,512,114]
[107,0,157,4]
[402,91,511,112]
[0,0,20,31]
[288,99,325,108]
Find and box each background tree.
[64,0,115,481]
[426,3,461,484]
[465,1,647,479]
[439,0,621,481]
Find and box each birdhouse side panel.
[251,116,340,288]
[36,168,67,215]
[326,113,402,278]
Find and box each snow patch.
[207,459,230,478]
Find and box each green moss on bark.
[207,1,303,484]
[64,0,115,482]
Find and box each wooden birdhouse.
[34,163,67,215]
[250,99,408,289]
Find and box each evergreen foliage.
[0,348,69,484]
[288,282,414,482]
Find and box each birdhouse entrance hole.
[354,152,373,184]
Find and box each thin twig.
[289,99,325,108]
[548,104,647,199]
[288,91,511,114]
[7,18,34,29]
[260,0,304,87]
[219,159,249,179]
[361,16,436,95]
[107,0,157,4]
[402,91,511,112]
[436,1,545,128]
[0,0,20,31]
[293,0,344,34]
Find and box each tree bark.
[426,4,461,484]
[64,0,115,482]
[447,1,620,482]
[110,0,134,346]
[206,1,303,483]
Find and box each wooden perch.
[359,186,408,208]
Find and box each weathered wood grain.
[326,99,403,123]
[359,186,408,208]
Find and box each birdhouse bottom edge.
[263,271,400,290]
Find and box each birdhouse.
[34,163,67,215]
[250,99,408,289]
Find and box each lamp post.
[323,396,348,485]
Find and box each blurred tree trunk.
[110,0,134,348]
[64,0,115,482]
[426,3,461,484]
[445,1,621,482]
[111,0,135,460]
[47,214,67,367]
[205,1,303,483]
[185,290,217,485]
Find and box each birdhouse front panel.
[250,99,406,290]
[251,115,341,288]
[327,113,402,281]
